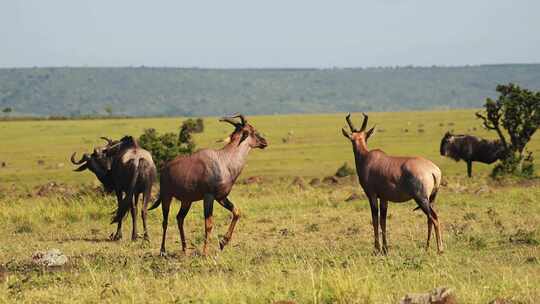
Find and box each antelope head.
[219,113,268,149]
[341,112,376,148]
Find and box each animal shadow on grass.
[56,235,117,244]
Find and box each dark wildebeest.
[342,113,443,254]
[149,114,267,256]
[71,136,157,241]
[440,132,505,177]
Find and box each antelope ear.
[74,164,88,172]
[366,126,376,140]
[342,128,352,140]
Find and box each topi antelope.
[149,114,268,256]
[341,113,443,254]
[71,136,156,241]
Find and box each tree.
[2,107,12,116]
[104,105,113,116]
[476,83,540,177]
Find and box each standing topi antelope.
[71,136,157,241]
[149,114,268,256]
[440,132,506,177]
[341,113,443,254]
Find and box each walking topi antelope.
[149,114,268,256]
[71,136,156,241]
[341,113,443,254]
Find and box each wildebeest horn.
[345,113,358,132]
[100,137,113,145]
[70,152,89,165]
[360,112,369,131]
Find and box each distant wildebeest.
[149,114,267,256]
[440,132,506,177]
[342,113,443,254]
[71,136,157,241]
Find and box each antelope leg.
[380,199,388,255]
[176,201,193,253]
[202,194,215,256]
[159,195,173,257]
[217,197,241,250]
[368,196,380,253]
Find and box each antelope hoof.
[143,234,150,242]
[159,250,167,257]
[110,232,122,241]
[219,238,228,250]
[131,235,138,241]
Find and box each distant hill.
[1,64,540,117]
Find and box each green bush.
[138,119,201,172]
[335,162,356,177]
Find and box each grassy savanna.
[0,110,539,303]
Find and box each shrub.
[335,162,356,177]
[139,118,201,171]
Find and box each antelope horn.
[360,112,369,131]
[229,113,247,125]
[219,117,240,127]
[100,137,114,145]
[345,113,358,132]
[70,152,89,165]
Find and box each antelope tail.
[413,172,440,212]
[111,159,140,224]
[148,194,162,211]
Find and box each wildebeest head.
[101,135,138,157]
[70,137,118,192]
[341,112,376,145]
[220,114,268,149]
[439,131,454,157]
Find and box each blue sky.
[1,0,539,68]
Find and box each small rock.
[345,193,364,202]
[322,176,339,185]
[37,159,45,166]
[32,249,68,267]
[290,177,306,190]
[475,185,491,195]
[400,287,456,304]
[309,178,321,187]
[1,161,6,168]
[241,176,264,185]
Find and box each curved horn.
[345,113,358,132]
[230,113,247,125]
[220,113,247,126]
[100,137,113,145]
[360,112,369,131]
[70,152,88,165]
[219,117,240,127]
